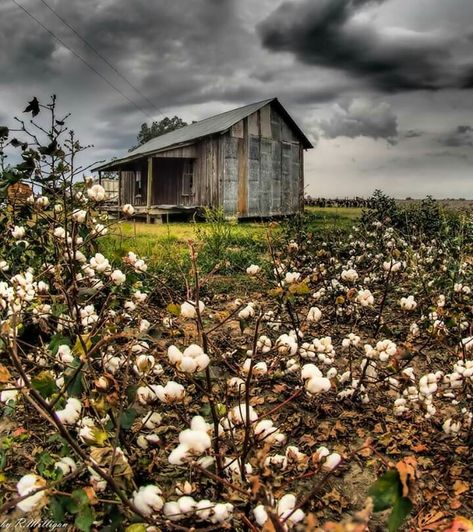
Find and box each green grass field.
[100,207,362,275]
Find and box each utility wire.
[36,0,164,116]
[10,0,155,120]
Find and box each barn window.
[135,171,143,196]
[182,160,194,196]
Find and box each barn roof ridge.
[93,97,312,171]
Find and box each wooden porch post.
[146,156,153,223]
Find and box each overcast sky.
[1,0,472,198]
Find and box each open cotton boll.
[132,485,165,516]
[314,446,330,461]
[227,377,246,394]
[87,184,106,202]
[196,499,213,520]
[163,501,182,521]
[16,474,48,512]
[142,412,162,430]
[254,505,269,526]
[254,420,286,445]
[210,502,233,524]
[54,456,77,476]
[168,444,192,465]
[190,415,211,433]
[307,306,322,323]
[55,397,82,425]
[155,381,185,403]
[400,295,417,311]
[242,358,268,377]
[301,363,322,380]
[122,204,135,216]
[179,429,211,454]
[323,452,342,471]
[180,300,205,319]
[305,376,331,395]
[56,344,74,364]
[238,303,255,320]
[229,403,258,425]
[246,264,261,275]
[341,268,358,282]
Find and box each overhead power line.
[10,0,156,120]
[37,0,164,116]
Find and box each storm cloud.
[0,0,472,198]
[319,98,398,142]
[259,0,473,92]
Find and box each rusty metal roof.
[93,98,312,171]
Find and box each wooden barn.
[93,98,313,221]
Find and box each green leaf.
[120,408,137,430]
[368,470,402,512]
[49,334,71,355]
[388,497,413,532]
[125,525,147,532]
[166,303,181,316]
[49,495,68,521]
[75,504,95,532]
[68,488,89,513]
[65,358,84,397]
[72,335,92,358]
[31,371,58,398]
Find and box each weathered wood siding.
[222,102,303,217]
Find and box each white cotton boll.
[253,505,268,526]
[315,446,330,461]
[357,289,374,306]
[0,389,18,403]
[163,501,182,521]
[196,499,214,520]
[54,456,77,476]
[238,303,255,320]
[55,397,82,425]
[307,306,322,323]
[210,502,233,524]
[190,416,211,433]
[277,494,297,515]
[243,358,268,377]
[177,495,197,514]
[122,204,135,216]
[72,209,87,223]
[227,377,246,393]
[246,264,261,275]
[284,271,301,284]
[156,381,185,403]
[323,452,342,471]
[87,184,106,202]
[326,367,337,379]
[257,335,272,353]
[305,376,331,394]
[16,474,48,512]
[301,363,322,380]
[179,356,197,373]
[179,430,211,454]
[341,268,358,282]
[56,344,74,364]
[111,269,126,285]
[229,404,258,425]
[142,412,162,430]
[443,418,461,435]
[400,295,417,311]
[168,444,191,465]
[11,226,26,239]
[183,344,204,358]
[132,485,164,516]
[180,300,205,318]
[288,509,305,524]
[168,345,183,365]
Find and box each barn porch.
[98,152,199,222]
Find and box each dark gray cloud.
[439,125,473,147]
[259,0,473,92]
[319,97,398,142]
[0,0,473,198]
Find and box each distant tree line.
[305,196,373,208]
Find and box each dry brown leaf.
[396,455,417,497]
[417,510,446,530]
[83,486,98,505]
[0,364,11,383]
[453,480,470,496]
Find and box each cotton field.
[0,98,471,531]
